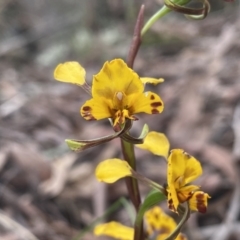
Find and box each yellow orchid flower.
[54,59,163,126]
[81,59,164,126]
[167,149,210,213]
[55,59,164,128]
[135,131,210,214]
[94,206,187,240]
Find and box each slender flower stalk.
[121,140,141,210]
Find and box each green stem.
[121,139,141,210]
[120,139,144,240]
[141,0,191,36]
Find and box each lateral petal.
[95,159,132,183]
[81,97,113,121]
[54,62,86,85]
[129,92,164,115]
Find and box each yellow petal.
[189,191,210,213]
[92,59,144,99]
[140,77,164,85]
[129,92,164,115]
[95,159,132,183]
[136,131,169,158]
[54,62,86,85]
[81,97,113,121]
[94,221,134,240]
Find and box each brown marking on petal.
[151,102,162,107]
[82,112,96,120]
[195,192,207,213]
[81,106,96,121]
[153,213,160,220]
[82,106,92,111]
[81,106,96,120]
[168,198,177,213]
[168,200,173,209]
[198,206,207,213]
[151,109,159,114]
[150,94,155,100]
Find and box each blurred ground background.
[0,0,240,239]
